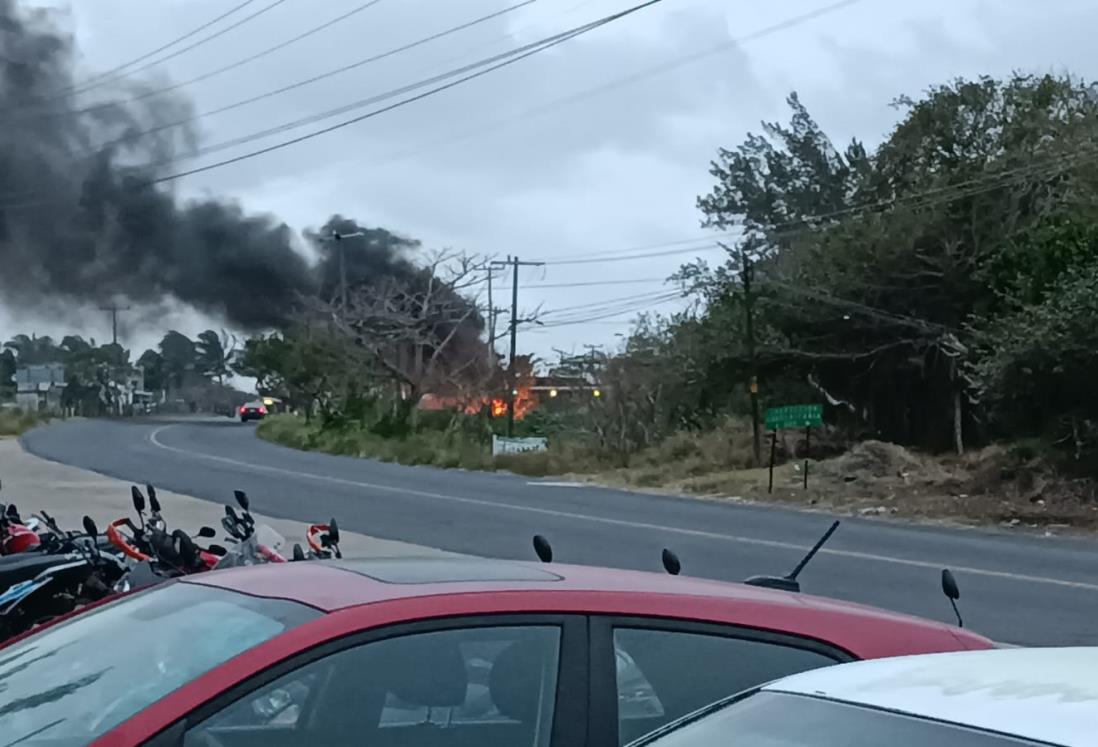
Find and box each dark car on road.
[239,401,267,422]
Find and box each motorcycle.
[292,518,342,561]
[213,490,288,568]
[0,515,126,640]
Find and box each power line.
[543,242,726,265]
[141,0,668,187]
[43,0,388,123]
[1,1,538,177]
[495,277,669,290]
[111,0,537,146]
[361,0,866,170]
[548,231,740,260]
[41,0,259,101]
[65,0,293,100]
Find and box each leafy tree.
[137,349,166,393]
[157,331,197,390]
[195,329,235,384]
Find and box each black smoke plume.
[0,0,314,330]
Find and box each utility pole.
[486,264,495,356]
[741,255,762,466]
[320,229,365,314]
[99,304,131,345]
[490,255,544,436]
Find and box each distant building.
[13,363,67,413]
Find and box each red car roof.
[185,557,992,658]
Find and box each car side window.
[183,625,561,747]
[613,627,842,745]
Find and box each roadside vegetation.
[0,408,49,436]
[248,72,1098,532]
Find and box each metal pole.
[803,425,810,490]
[487,266,495,356]
[508,257,519,437]
[768,430,777,494]
[338,236,347,312]
[742,256,762,466]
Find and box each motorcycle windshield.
[0,583,320,745]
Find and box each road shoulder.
[0,437,455,559]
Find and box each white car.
[635,647,1098,747]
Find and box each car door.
[148,614,587,747]
[588,617,853,746]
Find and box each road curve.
[22,416,1098,645]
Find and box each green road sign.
[765,404,823,430]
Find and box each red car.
[0,557,992,747]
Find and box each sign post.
[764,404,823,493]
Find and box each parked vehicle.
[632,646,1097,747]
[0,527,994,747]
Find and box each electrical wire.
[359,0,866,171]
[543,242,726,265]
[43,0,389,123]
[66,0,293,99]
[40,0,260,101]
[0,0,539,183]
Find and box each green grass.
[0,407,49,436]
[257,414,495,471]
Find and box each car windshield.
[638,690,1049,747]
[0,582,320,747]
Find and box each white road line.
[148,425,1098,592]
[529,481,587,488]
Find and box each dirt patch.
[590,439,1098,534]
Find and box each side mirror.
[292,543,306,561]
[147,484,161,514]
[197,526,216,539]
[6,503,18,519]
[82,516,99,539]
[208,544,228,556]
[131,486,146,514]
[328,518,340,546]
[941,569,963,627]
[532,534,553,563]
[661,548,681,576]
[233,490,250,512]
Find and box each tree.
[324,250,490,417]
[195,329,236,384]
[4,334,59,365]
[158,331,197,390]
[688,73,1098,452]
[138,349,166,393]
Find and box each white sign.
[492,435,548,456]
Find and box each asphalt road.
[22,416,1098,645]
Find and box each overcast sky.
[13,0,1098,371]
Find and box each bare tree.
[323,250,492,416]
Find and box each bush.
[0,407,49,436]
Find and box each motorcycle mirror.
[233,490,250,512]
[131,486,146,514]
[293,543,306,561]
[147,484,161,514]
[661,548,682,576]
[6,502,17,518]
[225,505,239,520]
[328,518,340,546]
[208,544,228,556]
[532,534,553,563]
[941,568,964,628]
[197,526,216,538]
[82,516,99,539]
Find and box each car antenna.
[941,569,963,627]
[532,534,553,563]
[744,520,840,593]
[661,548,681,576]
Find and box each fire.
[488,386,537,420]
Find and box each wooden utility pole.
[486,265,495,357]
[99,304,131,345]
[490,255,544,436]
[320,229,365,315]
[741,255,762,466]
